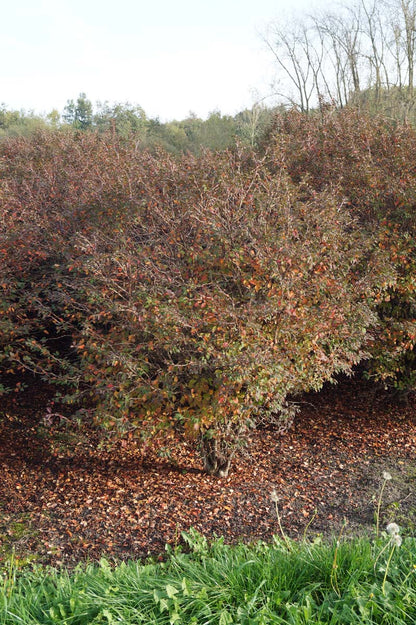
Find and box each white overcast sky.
[2,0,327,121]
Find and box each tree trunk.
[199,435,232,478]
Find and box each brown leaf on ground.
[1,376,416,568]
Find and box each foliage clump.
[1,108,415,473]
[267,106,416,397]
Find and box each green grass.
[1,528,416,624]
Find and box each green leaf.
[181,577,191,596]
[166,583,179,598]
[219,609,233,625]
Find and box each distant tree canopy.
[0,95,276,152]
[0,104,50,137]
[63,92,93,130]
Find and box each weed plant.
[1,474,416,624]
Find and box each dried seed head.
[393,534,402,547]
[270,489,279,503]
[386,522,400,536]
[383,471,392,481]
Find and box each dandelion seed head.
[393,534,402,547]
[383,471,392,481]
[386,522,400,536]
[270,489,279,503]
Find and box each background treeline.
[0,95,276,153]
[1,106,416,475]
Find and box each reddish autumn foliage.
[0,129,153,383]
[65,148,385,475]
[264,106,416,222]
[0,116,414,474]
[266,106,416,397]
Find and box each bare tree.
[314,12,351,107]
[401,0,416,94]
[360,0,390,102]
[318,7,362,99]
[399,0,416,112]
[262,19,324,111]
[263,8,362,110]
[263,0,416,119]
[379,0,416,118]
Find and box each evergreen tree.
[63,92,93,130]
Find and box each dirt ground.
[1,375,416,568]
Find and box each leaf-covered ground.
[1,376,416,568]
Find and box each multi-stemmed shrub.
[0,115,411,474]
